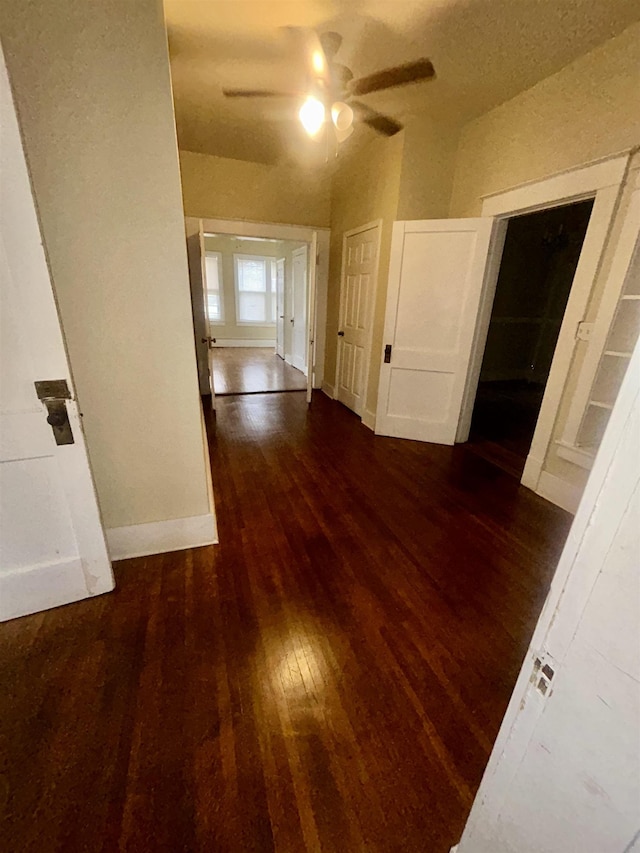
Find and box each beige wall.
[450,23,640,218]
[0,0,211,530]
[397,115,462,221]
[449,22,640,497]
[179,150,331,228]
[326,133,405,414]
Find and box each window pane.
[238,259,266,292]
[205,255,219,291]
[205,254,222,322]
[207,293,221,321]
[238,292,266,323]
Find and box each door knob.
[290,318,294,324]
[338,330,345,337]
[46,410,67,428]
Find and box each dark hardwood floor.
[0,392,571,852]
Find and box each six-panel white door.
[375,218,495,444]
[0,48,114,622]
[336,224,379,416]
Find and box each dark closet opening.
[469,199,594,478]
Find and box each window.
[234,254,276,324]
[204,252,223,323]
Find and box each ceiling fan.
[222,29,435,143]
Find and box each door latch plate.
[34,379,71,400]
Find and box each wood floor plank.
[0,391,571,852]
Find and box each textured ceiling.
[164,0,640,165]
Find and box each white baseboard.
[361,408,376,430]
[211,339,275,348]
[535,470,581,514]
[449,846,459,853]
[0,557,113,623]
[321,381,335,399]
[106,512,218,561]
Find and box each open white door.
[335,222,380,417]
[0,49,114,622]
[199,225,216,408]
[375,218,495,444]
[276,257,285,359]
[306,233,318,404]
[291,246,308,374]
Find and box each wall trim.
[321,381,335,399]
[362,408,376,431]
[106,512,218,561]
[535,470,581,514]
[0,558,110,623]
[211,338,275,348]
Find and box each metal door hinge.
[576,321,593,341]
[531,652,556,697]
[384,344,392,364]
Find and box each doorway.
[200,233,310,396]
[468,200,594,477]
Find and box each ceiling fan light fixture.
[331,101,354,132]
[311,49,325,75]
[299,95,325,137]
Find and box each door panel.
[0,48,113,621]
[276,257,285,358]
[291,246,307,373]
[375,218,495,444]
[336,224,379,416]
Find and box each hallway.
[0,392,570,852]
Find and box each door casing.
[461,154,629,503]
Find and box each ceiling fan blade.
[349,58,435,96]
[222,88,300,98]
[351,101,403,137]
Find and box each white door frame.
[459,153,630,496]
[198,218,330,394]
[334,220,382,420]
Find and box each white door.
[306,233,318,404]
[276,257,285,359]
[375,218,495,444]
[185,218,211,398]
[200,234,217,405]
[0,49,114,622]
[291,246,308,374]
[456,339,640,853]
[336,224,380,416]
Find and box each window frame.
[233,253,276,326]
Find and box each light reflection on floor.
[213,348,307,395]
